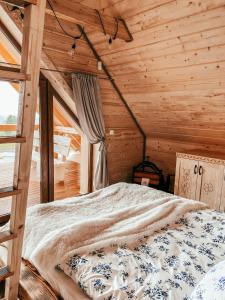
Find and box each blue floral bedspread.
[61,209,225,300]
[190,260,225,300]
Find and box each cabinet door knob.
[199,166,203,175]
[194,165,198,174]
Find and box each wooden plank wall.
[7,0,225,182]
[100,79,143,183]
[81,0,225,177]
[42,13,144,183]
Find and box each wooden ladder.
[0,0,46,299]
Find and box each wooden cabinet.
[175,158,199,200]
[174,152,225,211]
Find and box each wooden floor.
[0,161,80,215]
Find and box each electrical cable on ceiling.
[95,9,106,36]
[113,18,119,40]
[47,0,83,55]
[0,61,110,80]
[47,0,83,40]
[95,9,120,46]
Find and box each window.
[0,81,40,215]
[53,97,81,200]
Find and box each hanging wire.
[95,9,107,36]
[95,9,120,41]
[113,18,119,40]
[0,61,109,80]
[47,0,83,41]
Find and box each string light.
[96,10,119,48]
[47,0,83,57]
[68,39,76,57]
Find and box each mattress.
[0,183,225,300]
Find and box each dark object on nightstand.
[166,174,175,194]
[132,158,165,191]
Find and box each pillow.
[190,260,225,300]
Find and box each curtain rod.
[0,61,110,80]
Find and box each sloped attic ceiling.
[84,0,225,174]
[2,0,225,176]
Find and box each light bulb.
[108,36,113,49]
[105,34,110,41]
[68,43,76,57]
[97,60,102,71]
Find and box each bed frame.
[7,259,60,300]
[19,260,59,300]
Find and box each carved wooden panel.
[177,152,225,166]
[175,158,199,200]
[198,161,224,210]
[175,153,225,211]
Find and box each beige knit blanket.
[1,183,208,300]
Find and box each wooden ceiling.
[2,0,225,176]
[38,0,225,134]
[84,0,225,174]
[86,0,225,135]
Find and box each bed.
[1,182,225,300]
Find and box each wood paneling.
[40,0,225,182]
[100,79,143,183]
[45,0,131,41]
[6,0,224,183]
[81,0,225,181]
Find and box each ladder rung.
[0,231,16,244]
[0,266,13,281]
[0,136,26,144]
[1,0,37,7]
[0,68,30,82]
[0,187,21,199]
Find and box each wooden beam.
[0,42,20,90]
[39,77,54,203]
[0,267,13,281]
[1,0,37,7]
[51,85,80,129]
[0,65,29,81]
[0,136,26,143]
[0,124,38,131]
[45,0,132,42]
[80,136,93,194]
[40,52,78,117]
[0,19,21,52]
[0,231,16,243]
[47,83,54,201]
[0,187,21,198]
